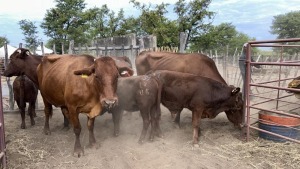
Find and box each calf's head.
[223,87,244,129]
[74,57,119,109]
[3,48,31,77]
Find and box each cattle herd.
[2,48,244,157]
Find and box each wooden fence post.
[61,43,65,54]
[4,43,14,110]
[68,40,74,54]
[53,44,56,54]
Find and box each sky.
[0,0,299,47]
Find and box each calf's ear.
[74,65,95,76]
[118,67,134,77]
[231,87,240,95]
[18,49,31,59]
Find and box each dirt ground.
[2,100,300,169]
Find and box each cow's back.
[37,54,95,107]
[136,51,226,84]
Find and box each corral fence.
[243,38,300,144]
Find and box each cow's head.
[287,76,300,99]
[111,56,134,77]
[3,48,31,77]
[74,57,119,109]
[223,87,244,129]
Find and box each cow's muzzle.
[102,99,118,109]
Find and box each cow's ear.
[231,87,240,95]
[118,67,134,77]
[18,49,30,59]
[74,65,95,76]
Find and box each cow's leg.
[16,100,26,129]
[192,109,202,147]
[28,101,36,126]
[69,112,83,157]
[112,109,123,137]
[173,109,183,128]
[61,107,70,130]
[86,116,96,148]
[151,106,163,139]
[138,108,150,144]
[43,99,52,135]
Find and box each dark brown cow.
[110,56,134,77]
[37,54,120,157]
[13,75,38,129]
[135,51,243,128]
[149,70,242,146]
[3,48,70,129]
[101,75,161,143]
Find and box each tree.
[0,36,9,47]
[41,0,88,53]
[270,10,300,54]
[191,23,256,56]
[130,0,179,47]
[18,19,40,51]
[174,0,215,49]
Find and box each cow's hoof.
[193,143,200,148]
[21,124,26,129]
[43,129,51,135]
[61,126,70,131]
[31,120,35,126]
[138,139,144,144]
[86,143,99,149]
[114,132,119,137]
[73,148,84,158]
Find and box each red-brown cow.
[149,70,242,146]
[13,75,38,129]
[135,51,243,128]
[101,75,162,143]
[3,49,134,130]
[37,54,120,157]
[3,48,70,129]
[110,56,134,77]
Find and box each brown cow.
[135,51,243,128]
[13,75,38,129]
[101,75,162,143]
[3,48,70,129]
[37,54,120,157]
[3,49,134,130]
[110,56,134,77]
[149,70,242,146]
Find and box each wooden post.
[96,43,99,57]
[40,42,45,55]
[179,32,188,53]
[61,43,65,54]
[53,44,56,54]
[68,40,74,54]
[4,43,14,110]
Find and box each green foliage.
[130,0,179,47]
[174,0,215,49]
[190,23,256,56]
[18,19,40,51]
[0,36,9,47]
[41,0,88,53]
[270,10,300,54]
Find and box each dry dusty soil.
[2,100,300,169]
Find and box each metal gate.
[0,75,7,168]
[244,38,300,143]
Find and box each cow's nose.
[102,99,117,109]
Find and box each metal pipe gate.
[244,38,300,143]
[0,75,7,168]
